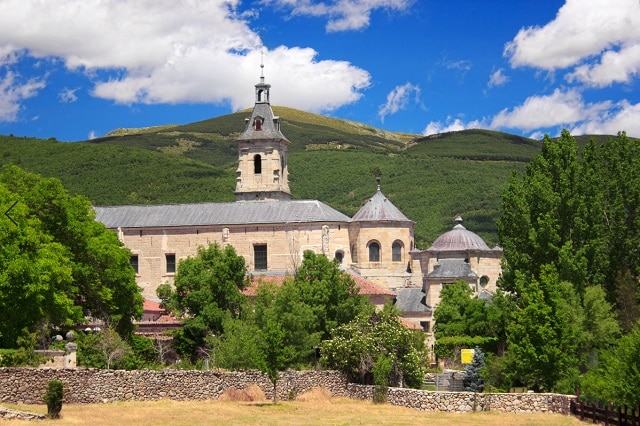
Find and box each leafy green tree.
[165,242,249,359]
[433,281,507,360]
[321,304,427,388]
[580,323,640,407]
[293,251,372,341]
[0,165,142,348]
[214,317,262,371]
[503,267,584,392]
[495,130,640,391]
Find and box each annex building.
[94,69,502,336]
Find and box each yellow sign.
[461,348,475,364]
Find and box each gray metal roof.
[426,259,478,279]
[236,103,290,143]
[94,200,351,229]
[395,287,432,313]
[428,216,491,252]
[352,187,413,223]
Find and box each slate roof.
[426,259,478,279]
[94,200,351,229]
[236,100,289,143]
[394,287,432,313]
[352,187,413,223]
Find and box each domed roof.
[428,216,491,251]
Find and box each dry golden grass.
[1,398,585,426]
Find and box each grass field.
[0,396,585,425]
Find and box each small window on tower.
[254,118,262,131]
[254,154,262,174]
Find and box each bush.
[43,380,64,419]
[373,355,391,404]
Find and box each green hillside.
[0,108,542,247]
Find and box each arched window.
[334,250,344,264]
[368,241,380,262]
[254,154,262,174]
[392,241,402,262]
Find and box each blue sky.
[1,0,639,142]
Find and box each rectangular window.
[165,254,176,274]
[254,244,267,270]
[130,255,139,274]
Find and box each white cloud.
[88,130,97,140]
[490,88,610,130]
[377,82,420,122]
[0,0,371,115]
[570,100,640,136]
[505,0,640,71]
[566,44,640,87]
[489,88,640,137]
[261,0,413,32]
[487,68,508,88]
[0,71,46,121]
[58,88,78,103]
[422,116,483,136]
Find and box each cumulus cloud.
[422,116,483,136]
[489,88,640,136]
[505,0,640,69]
[569,100,640,136]
[378,82,420,122]
[262,0,413,32]
[505,0,640,88]
[0,0,372,120]
[0,71,46,121]
[487,68,508,88]
[566,44,640,87]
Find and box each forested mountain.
[0,107,545,247]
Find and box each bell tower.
[234,62,291,201]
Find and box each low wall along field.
[0,368,575,415]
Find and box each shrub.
[43,380,64,419]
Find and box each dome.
[428,216,491,251]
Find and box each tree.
[293,251,372,341]
[580,323,640,407]
[321,304,427,388]
[0,165,142,348]
[463,348,485,393]
[433,281,507,360]
[162,242,249,359]
[503,266,584,392]
[495,131,640,391]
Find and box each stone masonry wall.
[0,368,574,415]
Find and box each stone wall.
[0,368,575,415]
[346,384,574,414]
[0,368,348,405]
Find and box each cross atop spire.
[255,50,270,104]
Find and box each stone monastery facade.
[94,69,502,334]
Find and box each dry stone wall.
[0,368,574,415]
